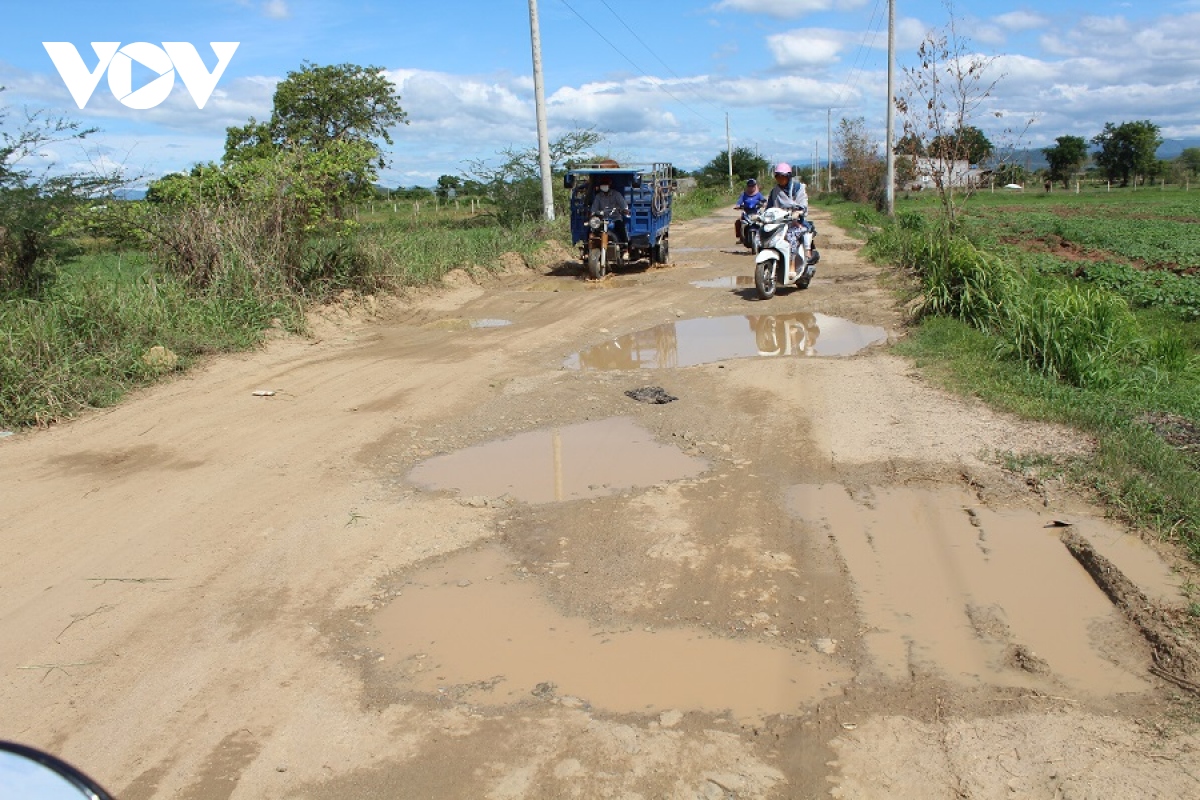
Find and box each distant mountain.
[1157,138,1200,159]
[999,138,1200,170]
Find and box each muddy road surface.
[3,208,1200,799]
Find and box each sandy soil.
[3,206,1200,799]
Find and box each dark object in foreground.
[625,386,677,404]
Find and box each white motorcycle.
[753,207,818,299]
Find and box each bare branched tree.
[894,9,1003,228]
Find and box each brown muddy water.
[406,417,708,504]
[371,546,850,720]
[787,484,1171,695]
[565,313,887,370]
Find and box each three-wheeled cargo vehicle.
[563,163,674,279]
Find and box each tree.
[435,175,462,199]
[1,91,115,295]
[1177,147,1200,178]
[894,132,925,158]
[468,128,604,227]
[698,147,769,188]
[1091,120,1161,187]
[894,15,1004,226]
[928,126,992,164]
[223,62,408,201]
[834,117,884,205]
[1042,135,1088,189]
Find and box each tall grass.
[1,256,298,427]
[869,192,1200,557]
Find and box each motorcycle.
[739,209,763,253]
[752,207,820,299]
[585,207,629,280]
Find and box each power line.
[835,0,887,109]
[595,0,725,116]
[557,0,716,126]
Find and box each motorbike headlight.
[589,217,603,231]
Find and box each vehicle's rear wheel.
[653,238,669,264]
[588,248,606,280]
[754,259,777,299]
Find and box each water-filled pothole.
[788,484,1170,694]
[406,417,708,504]
[565,313,886,370]
[372,546,850,719]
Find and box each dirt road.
[3,208,1199,799]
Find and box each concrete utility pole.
[528,0,555,221]
[726,113,733,190]
[827,108,833,193]
[885,0,896,215]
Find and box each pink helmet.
[773,162,792,176]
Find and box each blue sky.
[1,0,1197,187]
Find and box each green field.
[860,187,1200,561]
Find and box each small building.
[909,157,985,190]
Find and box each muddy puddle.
[406,417,708,504]
[372,546,850,719]
[690,276,756,289]
[424,318,513,331]
[787,484,1167,695]
[565,313,887,370]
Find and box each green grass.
[1,252,300,428]
[0,209,576,430]
[869,188,1200,558]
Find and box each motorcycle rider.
[733,178,764,243]
[590,174,630,243]
[765,163,814,265]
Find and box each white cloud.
[767,30,845,68]
[263,0,290,20]
[993,10,1050,32]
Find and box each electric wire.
[834,0,887,110]
[595,0,725,116]
[557,0,717,126]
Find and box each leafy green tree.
[1177,147,1200,178]
[1042,135,1089,189]
[1091,120,1162,187]
[436,175,462,199]
[928,126,992,164]
[223,62,408,202]
[894,132,925,158]
[698,147,769,188]
[0,91,115,295]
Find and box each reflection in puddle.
[565,313,886,370]
[372,547,849,719]
[788,484,1161,695]
[690,276,756,289]
[469,318,512,328]
[407,417,708,504]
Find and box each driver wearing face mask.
[590,175,630,242]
